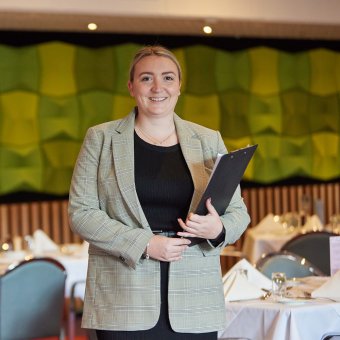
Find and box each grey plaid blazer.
[68,109,250,333]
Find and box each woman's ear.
[127,81,134,96]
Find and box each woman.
[68,45,250,340]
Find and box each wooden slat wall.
[0,182,339,247]
[221,182,340,272]
[242,182,340,230]
[0,200,81,244]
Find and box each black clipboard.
[188,144,258,246]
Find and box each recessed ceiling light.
[88,23,98,31]
[203,25,212,34]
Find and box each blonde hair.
[129,45,182,82]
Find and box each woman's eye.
[164,75,174,81]
[141,76,152,82]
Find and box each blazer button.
[119,255,126,262]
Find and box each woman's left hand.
[177,198,223,240]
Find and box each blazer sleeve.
[68,127,153,269]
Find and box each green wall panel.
[75,46,116,92]
[38,42,77,96]
[114,43,142,94]
[309,49,340,95]
[0,42,340,194]
[0,46,39,92]
[0,146,43,193]
[0,91,39,146]
[219,91,250,138]
[38,96,80,141]
[249,47,279,95]
[278,52,310,91]
[185,46,217,94]
[281,90,309,136]
[181,94,220,130]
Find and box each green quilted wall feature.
[172,48,187,92]
[309,49,340,95]
[249,47,279,95]
[79,91,114,138]
[312,133,340,179]
[278,52,310,91]
[309,94,339,133]
[252,135,283,182]
[281,90,309,136]
[279,137,313,178]
[39,96,80,141]
[0,146,43,193]
[181,94,220,130]
[185,46,217,94]
[0,46,39,92]
[42,141,81,194]
[75,46,116,92]
[0,42,340,194]
[0,91,39,146]
[112,95,138,121]
[114,43,142,94]
[219,91,251,138]
[38,42,77,96]
[248,95,282,134]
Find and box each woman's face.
[128,55,181,118]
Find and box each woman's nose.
[151,79,162,92]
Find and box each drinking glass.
[271,272,286,299]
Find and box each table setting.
[0,229,88,298]
[241,212,328,264]
[218,258,340,340]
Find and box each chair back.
[256,250,324,279]
[281,231,336,275]
[0,257,66,340]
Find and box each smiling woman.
[68,45,250,340]
[128,49,182,146]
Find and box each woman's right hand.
[147,235,191,262]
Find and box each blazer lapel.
[111,111,149,228]
[174,114,209,213]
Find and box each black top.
[134,131,194,232]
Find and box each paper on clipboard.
[188,144,257,246]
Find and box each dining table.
[218,276,340,340]
[241,213,333,265]
[0,244,88,298]
[242,225,298,264]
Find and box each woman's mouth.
[149,97,167,102]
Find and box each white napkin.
[254,213,282,233]
[73,241,89,256]
[302,215,323,232]
[33,229,59,253]
[311,270,340,301]
[223,269,265,301]
[223,258,272,291]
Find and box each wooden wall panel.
[0,182,339,252]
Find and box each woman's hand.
[147,235,191,262]
[177,198,223,240]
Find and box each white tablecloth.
[0,247,88,298]
[219,276,340,340]
[242,227,298,264]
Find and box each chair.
[281,231,337,275]
[322,334,340,340]
[68,280,97,340]
[68,280,85,340]
[0,257,67,340]
[256,250,324,279]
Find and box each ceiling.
[0,0,340,40]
